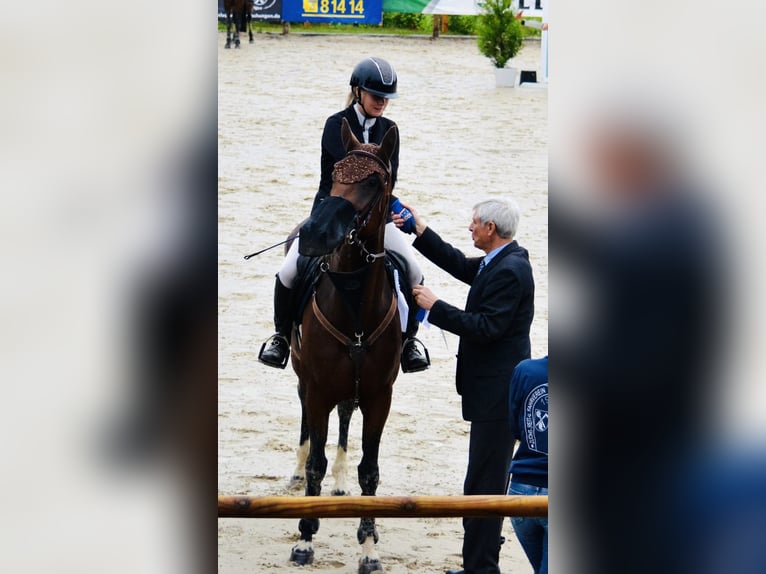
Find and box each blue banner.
[282,0,383,24]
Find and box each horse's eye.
[363,176,381,191]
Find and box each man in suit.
[397,199,535,574]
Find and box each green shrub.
[382,12,426,30]
[476,0,523,68]
[448,15,478,35]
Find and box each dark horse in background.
[288,118,401,573]
[224,0,254,49]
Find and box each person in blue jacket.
[507,356,549,574]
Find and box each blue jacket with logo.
[508,356,549,487]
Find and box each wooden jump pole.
[218,495,548,519]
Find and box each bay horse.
[289,118,401,573]
[224,0,254,49]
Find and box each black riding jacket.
[311,105,400,214]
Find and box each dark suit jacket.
[312,105,400,213]
[413,228,535,422]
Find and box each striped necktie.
[477,259,487,275]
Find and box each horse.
[288,118,401,573]
[224,0,254,49]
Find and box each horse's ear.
[378,124,398,166]
[341,117,361,152]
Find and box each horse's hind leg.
[248,20,254,43]
[331,399,354,495]
[225,16,232,49]
[290,402,330,566]
[356,393,392,574]
[289,385,309,489]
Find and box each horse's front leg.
[356,391,392,574]
[290,400,330,566]
[224,14,232,49]
[248,18,254,43]
[289,384,309,489]
[233,12,241,48]
[331,399,354,495]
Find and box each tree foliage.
[476,0,523,68]
[448,15,478,35]
[382,12,427,30]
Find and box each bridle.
[330,149,392,267]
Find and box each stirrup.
[258,334,290,369]
[401,337,430,373]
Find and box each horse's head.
[329,117,397,240]
[298,118,398,258]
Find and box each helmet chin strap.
[355,88,375,119]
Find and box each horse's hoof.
[290,546,314,566]
[331,488,350,496]
[224,44,230,49]
[358,557,383,573]
[288,475,305,489]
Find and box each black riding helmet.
[350,57,398,100]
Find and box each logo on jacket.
[524,383,548,454]
[535,409,548,432]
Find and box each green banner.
[382,0,430,12]
[382,0,483,15]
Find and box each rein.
[344,229,386,264]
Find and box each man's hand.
[390,198,417,234]
[412,285,438,310]
[393,200,428,237]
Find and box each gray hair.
[473,199,520,239]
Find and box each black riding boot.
[258,276,293,369]
[401,302,430,374]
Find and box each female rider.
[259,57,429,374]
